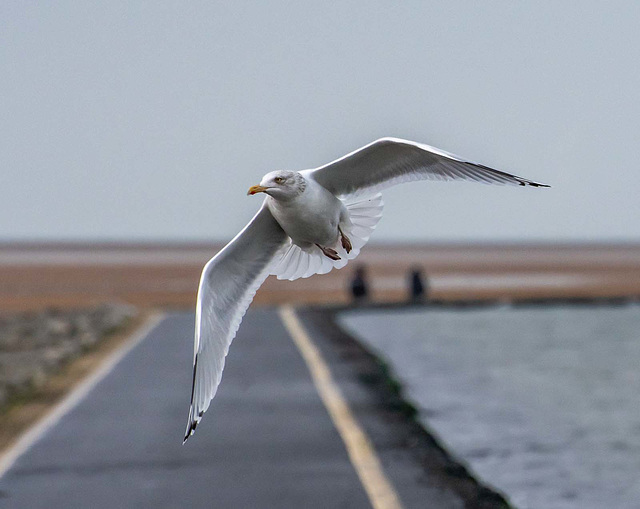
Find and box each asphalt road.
[0,308,498,509]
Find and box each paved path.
[0,308,472,509]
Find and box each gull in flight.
[183,137,549,441]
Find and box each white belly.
[266,184,345,248]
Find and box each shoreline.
[1,242,639,312]
[299,304,514,508]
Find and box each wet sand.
[0,242,639,311]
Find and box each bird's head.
[247,170,306,201]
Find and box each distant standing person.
[409,266,428,302]
[350,265,369,302]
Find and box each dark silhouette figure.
[350,265,369,302]
[408,266,428,302]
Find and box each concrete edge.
[298,305,514,509]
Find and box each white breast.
[266,178,344,248]
[269,191,384,281]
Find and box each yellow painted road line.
[0,313,165,479]
[279,306,404,509]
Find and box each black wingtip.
[183,420,197,444]
[465,161,550,188]
[183,354,200,444]
[519,179,550,188]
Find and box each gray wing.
[303,137,548,198]
[184,203,287,442]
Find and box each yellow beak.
[247,185,269,195]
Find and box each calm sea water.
[338,304,640,509]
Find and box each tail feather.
[269,193,384,281]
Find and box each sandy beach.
[0,242,639,311]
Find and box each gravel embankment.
[0,304,136,409]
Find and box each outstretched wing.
[184,202,287,442]
[304,137,548,199]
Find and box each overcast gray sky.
[2,1,639,242]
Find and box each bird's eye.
[274,177,285,184]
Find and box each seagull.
[183,137,549,442]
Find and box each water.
[338,304,640,509]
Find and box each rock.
[0,351,47,393]
[47,317,72,337]
[78,331,97,348]
[90,303,136,336]
[74,315,92,335]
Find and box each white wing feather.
[304,137,548,199]
[184,203,287,441]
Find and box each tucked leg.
[339,226,352,253]
[316,244,341,261]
